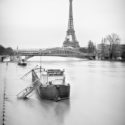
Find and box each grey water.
[0,57,125,125]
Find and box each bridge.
[15,47,95,60]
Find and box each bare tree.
[100,38,107,59]
[88,40,95,53]
[106,33,120,59]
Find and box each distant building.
[120,44,125,52]
[120,44,125,59]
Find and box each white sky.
[0,0,125,49]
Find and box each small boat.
[18,59,27,66]
[32,67,70,101]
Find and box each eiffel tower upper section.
[63,0,80,48]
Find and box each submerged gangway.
[17,77,39,99]
[17,66,42,99]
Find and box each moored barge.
[32,68,70,101]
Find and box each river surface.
[0,57,125,125]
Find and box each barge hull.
[37,85,70,101]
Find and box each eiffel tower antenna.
[63,0,80,48]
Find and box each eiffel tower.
[63,0,80,48]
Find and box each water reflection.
[37,95,70,124]
[17,98,36,107]
[16,94,70,125]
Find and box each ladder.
[17,78,39,99]
[17,66,43,99]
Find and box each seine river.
[0,57,125,125]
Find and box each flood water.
[0,57,125,125]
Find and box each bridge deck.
[14,47,95,60]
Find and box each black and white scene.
[0,0,125,125]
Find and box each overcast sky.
[0,0,125,49]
